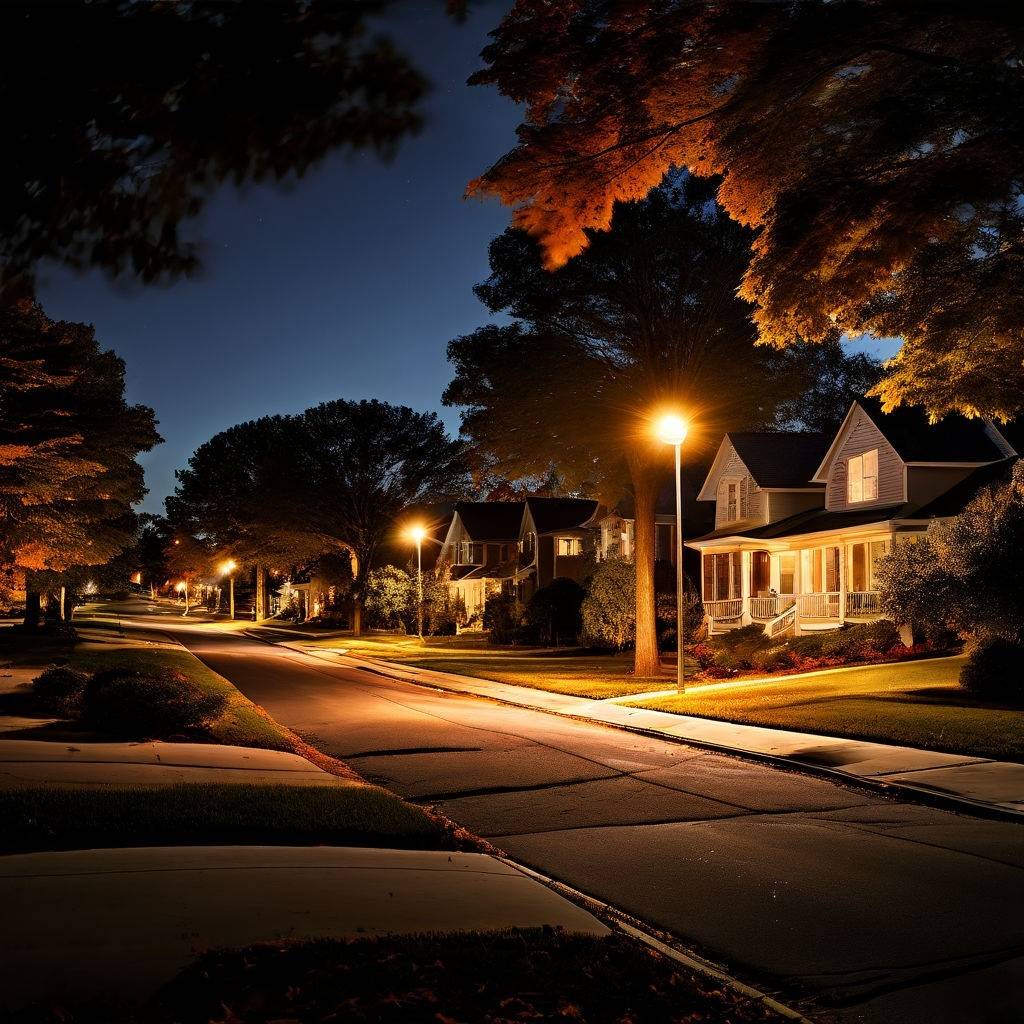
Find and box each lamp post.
[175,580,189,616]
[405,525,427,638]
[656,413,689,692]
[220,559,238,619]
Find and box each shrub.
[364,565,415,631]
[484,592,528,645]
[959,638,1024,705]
[31,666,90,715]
[83,668,229,737]
[581,558,635,650]
[749,646,790,673]
[527,578,586,644]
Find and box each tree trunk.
[352,595,363,636]
[631,465,662,677]
[23,590,41,629]
[255,563,267,622]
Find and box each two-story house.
[511,497,601,600]
[437,497,604,621]
[437,502,523,621]
[688,399,1017,637]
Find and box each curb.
[255,636,1024,826]
[501,856,818,1023]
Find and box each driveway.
[156,620,1024,1024]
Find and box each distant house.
[438,502,524,621]
[437,497,601,621]
[688,398,1018,637]
[512,497,601,597]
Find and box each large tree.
[0,0,431,301]
[469,0,1024,421]
[445,176,832,674]
[168,399,468,632]
[0,302,160,622]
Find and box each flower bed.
[689,621,954,680]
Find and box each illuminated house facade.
[438,497,601,622]
[688,399,1018,637]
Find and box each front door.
[750,551,771,596]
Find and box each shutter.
[740,477,749,520]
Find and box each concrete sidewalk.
[0,845,607,1009]
[280,641,1024,819]
[0,739,356,789]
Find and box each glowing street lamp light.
[220,558,238,620]
[656,412,690,692]
[175,580,190,616]
[404,524,427,638]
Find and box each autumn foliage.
[470,0,1024,420]
[0,302,160,586]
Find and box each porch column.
[838,542,847,625]
[793,549,803,635]
[740,550,752,625]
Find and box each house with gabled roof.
[437,496,603,622]
[687,398,1017,638]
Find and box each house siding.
[713,445,766,528]
[826,408,905,511]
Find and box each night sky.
[38,2,519,514]
[37,0,895,516]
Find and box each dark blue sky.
[38,1,895,515]
[39,2,519,513]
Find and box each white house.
[687,399,1017,637]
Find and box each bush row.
[31,665,228,737]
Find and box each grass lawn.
[634,655,1024,762]
[69,645,295,752]
[0,781,456,854]
[15,930,789,1023]
[295,632,686,699]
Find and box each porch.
[698,534,892,637]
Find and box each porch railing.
[796,592,840,619]
[766,602,798,639]
[749,594,795,621]
[846,591,881,616]
[704,598,743,621]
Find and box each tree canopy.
[167,399,468,631]
[1,0,429,300]
[470,0,1024,421]
[446,176,868,672]
[0,302,160,591]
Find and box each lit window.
[557,537,583,556]
[847,449,879,503]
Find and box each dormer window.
[847,449,879,503]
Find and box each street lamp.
[175,580,189,616]
[404,524,427,638]
[656,412,689,692]
[220,559,238,619]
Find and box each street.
[155,617,1024,1024]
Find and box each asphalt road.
[127,610,1022,1024]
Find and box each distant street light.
[220,559,238,619]
[656,412,690,692]
[404,524,427,638]
[175,580,190,616]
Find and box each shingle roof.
[727,432,830,489]
[912,458,1017,518]
[858,397,1007,463]
[453,501,524,541]
[690,458,1019,545]
[525,497,600,534]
